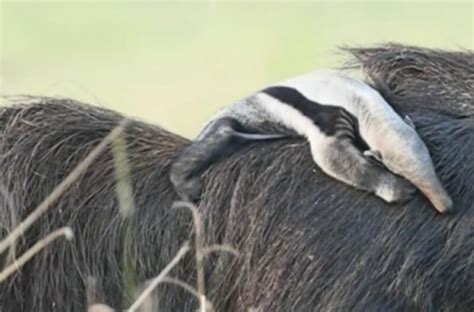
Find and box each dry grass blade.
[172,200,240,312]
[127,242,190,312]
[160,277,215,312]
[110,132,139,306]
[111,133,136,219]
[0,119,128,255]
[0,227,73,282]
[202,244,239,257]
[88,303,115,312]
[0,183,19,264]
[171,201,206,311]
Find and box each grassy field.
[1,1,473,137]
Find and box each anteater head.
[378,125,453,214]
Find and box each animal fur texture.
[0,44,472,311]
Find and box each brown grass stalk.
[0,227,73,282]
[127,242,190,312]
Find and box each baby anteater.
[170,70,453,213]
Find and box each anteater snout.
[431,194,454,214]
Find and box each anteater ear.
[363,150,383,163]
[403,115,416,129]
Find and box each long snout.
[381,132,453,214]
[417,180,453,214]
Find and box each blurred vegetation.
[1,1,472,137]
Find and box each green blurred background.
[1,1,473,138]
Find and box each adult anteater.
[0,44,473,311]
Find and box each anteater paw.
[375,174,417,204]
